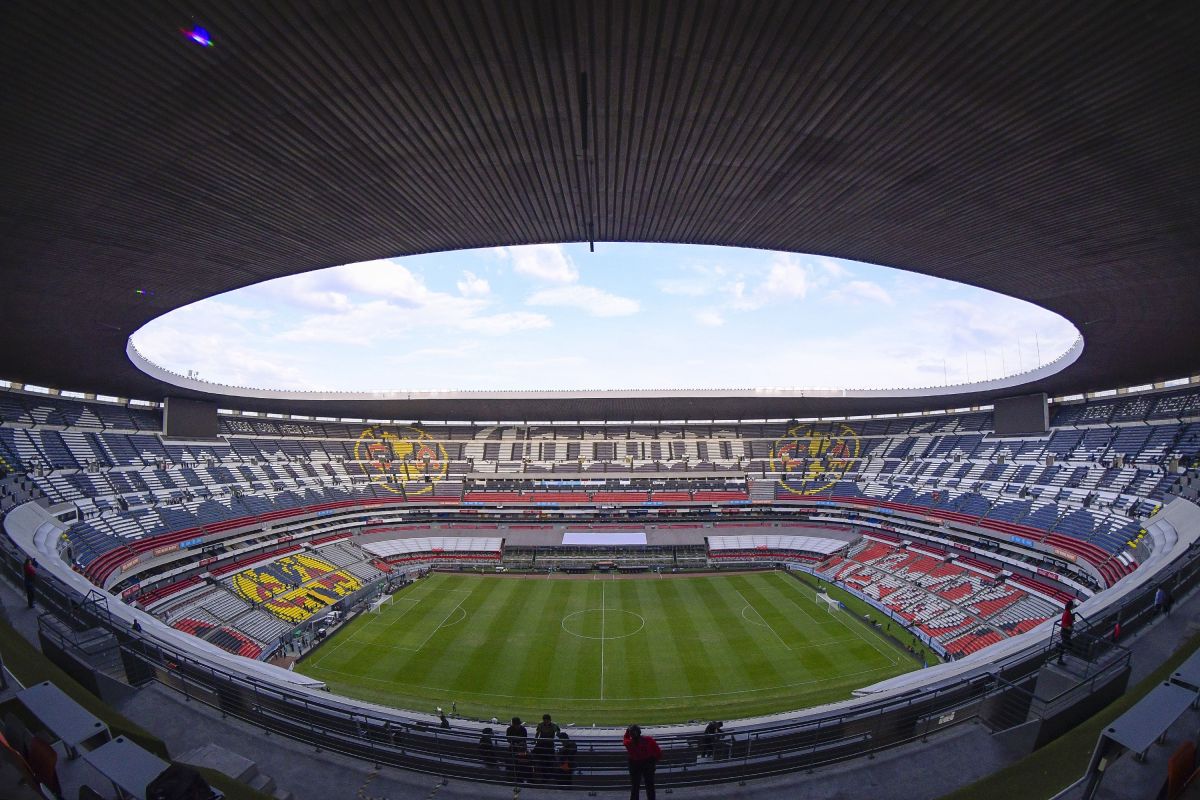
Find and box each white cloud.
[526,285,640,317]
[763,253,811,299]
[815,257,849,279]
[262,274,351,312]
[657,278,712,296]
[501,244,579,283]
[656,264,728,296]
[456,270,490,297]
[828,279,894,305]
[328,260,438,307]
[694,309,725,327]
[132,308,315,390]
[459,311,552,334]
[723,253,814,310]
[178,300,269,322]
[275,300,397,345]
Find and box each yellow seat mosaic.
[231,568,290,604]
[264,587,329,623]
[275,553,337,584]
[307,570,362,599]
[257,573,364,622]
[772,423,861,496]
[352,425,449,496]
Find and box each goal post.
[815,591,843,614]
[369,594,394,614]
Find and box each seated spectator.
[556,731,577,785]
[478,728,497,770]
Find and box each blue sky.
[130,244,1079,392]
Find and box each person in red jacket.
[623,724,661,800]
[22,557,37,609]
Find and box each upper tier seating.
[2,384,1195,592]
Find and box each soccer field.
[296,571,917,724]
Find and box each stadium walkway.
[0,572,1194,800]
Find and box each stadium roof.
[3,1,1198,421]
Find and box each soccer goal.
[815,592,843,615]
[369,594,394,614]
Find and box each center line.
[600,582,606,701]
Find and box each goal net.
[369,594,394,614]
[815,592,843,614]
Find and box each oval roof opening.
[130,243,1079,393]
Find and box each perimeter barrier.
[2,521,1199,789]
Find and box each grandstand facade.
[3,382,1197,666]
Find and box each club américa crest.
[353,426,448,495]
[771,423,860,496]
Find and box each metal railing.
[4,523,1200,789]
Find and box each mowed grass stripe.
[655,579,722,698]
[604,580,652,703]
[769,571,902,668]
[620,579,663,702]
[643,579,702,705]
[748,574,844,645]
[472,577,545,698]
[407,575,505,690]
[296,572,918,724]
[729,574,844,677]
[513,580,572,702]
[551,581,601,704]
[696,578,787,690]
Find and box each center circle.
[560,608,646,640]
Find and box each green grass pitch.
[296,571,918,724]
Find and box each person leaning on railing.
[1056,599,1077,665]
[623,725,662,800]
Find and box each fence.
[3,521,1200,789]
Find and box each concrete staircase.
[178,742,297,800]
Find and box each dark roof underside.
[2,1,1198,420]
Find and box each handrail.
[5,497,1199,789]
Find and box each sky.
[129,244,1080,392]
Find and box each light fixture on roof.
[180,25,214,47]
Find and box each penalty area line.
[734,588,792,651]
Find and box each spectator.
[556,731,577,786]
[1057,600,1076,665]
[533,714,559,782]
[22,557,37,609]
[1112,620,1121,643]
[439,710,450,729]
[506,716,530,782]
[478,728,497,770]
[1165,587,1175,616]
[1155,586,1167,615]
[623,724,661,800]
